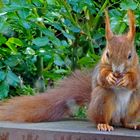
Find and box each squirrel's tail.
[0,70,92,122]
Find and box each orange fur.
[87,87,115,124]
[127,10,136,41]
[0,10,139,132]
[87,10,140,131]
[0,71,92,122]
[105,10,113,40]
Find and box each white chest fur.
[112,88,132,124]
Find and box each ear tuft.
[105,9,113,40]
[127,9,136,41]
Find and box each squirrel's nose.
[112,63,125,74]
[114,70,120,74]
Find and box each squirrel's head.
[101,10,138,74]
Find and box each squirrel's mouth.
[113,72,123,78]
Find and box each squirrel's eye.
[106,52,109,58]
[128,53,132,60]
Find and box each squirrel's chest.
[112,88,132,125]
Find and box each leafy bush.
[0,0,140,99]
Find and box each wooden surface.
[0,120,139,140]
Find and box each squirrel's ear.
[105,9,113,40]
[127,10,135,42]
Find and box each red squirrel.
[0,10,140,131]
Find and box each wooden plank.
[0,120,139,140]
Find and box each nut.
[113,72,123,78]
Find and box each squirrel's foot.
[97,123,114,131]
[124,123,140,130]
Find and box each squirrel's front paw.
[106,73,117,85]
[117,75,129,87]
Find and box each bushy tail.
[0,70,92,122]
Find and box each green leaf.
[32,0,43,6]
[32,37,49,46]
[6,38,23,53]
[61,40,68,47]
[54,54,65,66]
[0,82,9,99]
[47,0,56,5]
[78,57,93,65]
[4,55,21,67]
[5,42,17,53]
[63,32,75,40]
[0,71,6,81]
[54,69,68,74]
[17,9,30,19]
[69,26,80,33]
[40,28,62,46]
[41,28,55,38]
[25,47,35,55]
[6,71,20,87]
[120,0,137,10]
[44,72,62,80]
[50,37,61,47]
[8,37,23,46]
[0,22,10,35]
[43,54,52,61]
[0,35,7,46]
[51,23,63,31]
[21,21,31,29]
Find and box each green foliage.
[0,0,140,102]
[74,106,87,119]
[10,85,35,96]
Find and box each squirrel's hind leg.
[87,86,115,131]
[122,123,140,130]
[121,95,140,130]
